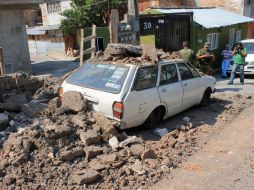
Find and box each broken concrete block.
[109,136,119,149]
[80,130,100,146]
[45,125,74,139]
[119,136,143,147]
[88,160,105,171]
[0,113,9,131]
[93,112,120,140]
[59,148,84,161]
[129,160,146,175]
[84,146,103,159]
[72,114,87,128]
[0,103,20,112]
[129,144,145,157]
[61,91,87,113]
[21,102,48,118]
[71,169,99,185]
[141,149,156,160]
[100,153,117,165]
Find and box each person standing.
[179,41,194,63]
[221,44,232,78]
[228,42,247,85]
[196,42,215,75]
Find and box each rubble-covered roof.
[141,8,254,29]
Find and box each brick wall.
[138,0,159,12]
[182,0,197,7]
[159,0,182,7]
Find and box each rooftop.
[0,0,43,10]
[141,7,254,29]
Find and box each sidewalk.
[150,102,254,190]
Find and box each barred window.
[207,33,219,50]
[47,1,61,14]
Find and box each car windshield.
[243,42,254,54]
[67,63,130,94]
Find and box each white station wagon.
[60,60,216,129]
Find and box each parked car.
[227,39,254,75]
[60,60,216,129]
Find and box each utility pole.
[128,0,140,44]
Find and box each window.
[229,28,235,47]
[235,30,242,42]
[177,62,195,81]
[160,64,178,85]
[186,62,200,77]
[133,66,158,91]
[207,33,219,50]
[47,1,61,14]
[67,63,129,94]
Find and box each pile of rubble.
[0,71,199,189]
[90,43,181,65]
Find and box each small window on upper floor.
[177,62,195,81]
[47,1,61,14]
[160,64,179,85]
[133,66,158,91]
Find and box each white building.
[40,0,71,26]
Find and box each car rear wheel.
[199,88,212,106]
[144,108,163,129]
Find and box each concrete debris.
[93,112,120,140]
[89,43,181,66]
[0,70,250,190]
[0,113,9,131]
[129,160,146,175]
[61,91,87,113]
[80,130,100,146]
[153,128,169,137]
[71,169,100,185]
[84,146,103,160]
[0,103,20,112]
[20,102,48,118]
[109,136,119,149]
[119,136,143,147]
[141,149,157,160]
[129,144,145,157]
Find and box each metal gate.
[140,13,193,52]
[28,40,65,55]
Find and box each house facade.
[140,8,254,68]
[0,0,43,73]
[40,0,71,26]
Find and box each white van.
[60,60,216,129]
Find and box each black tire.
[143,108,163,129]
[199,88,212,106]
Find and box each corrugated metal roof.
[26,29,46,36]
[145,8,254,29]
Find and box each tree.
[60,0,127,35]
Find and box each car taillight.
[58,87,64,102]
[113,102,124,119]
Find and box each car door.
[158,63,184,117]
[177,62,202,110]
[123,66,161,128]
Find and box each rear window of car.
[67,63,130,94]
